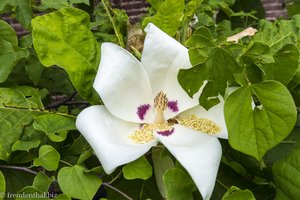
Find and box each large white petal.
[180,99,228,139]
[76,105,157,174]
[142,23,199,118]
[156,125,222,200]
[94,43,154,123]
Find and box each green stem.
[109,170,122,184]
[60,160,72,166]
[216,179,229,190]
[103,183,133,200]
[101,0,125,47]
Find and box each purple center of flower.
[137,104,151,120]
[157,128,174,136]
[167,101,179,113]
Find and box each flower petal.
[76,105,157,174]
[156,125,222,200]
[180,98,228,139]
[142,23,199,116]
[94,43,154,123]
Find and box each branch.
[102,183,133,200]
[0,165,38,175]
[46,91,78,109]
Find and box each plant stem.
[0,165,38,175]
[101,0,125,47]
[216,179,229,190]
[102,182,133,200]
[60,160,73,166]
[109,171,122,184]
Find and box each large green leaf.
[224,81,297,160]
[273,144,300,199]
[32,7,100,104]
[163,168,195,200]
[143,0,184,36]
[122,156,153,180]
[58,165,102,200]
[262,44,299,85]
[253,19,298,52]
[33,114,76,142]
[33,145,60,171]
[0,171,5,200]
[179,47,239,110]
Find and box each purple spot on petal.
[137,104,151,120]
[167,101,179,113]
[157,128,174,136]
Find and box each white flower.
[76,23,228,200]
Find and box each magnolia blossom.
[76,23,228,200]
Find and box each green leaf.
[33,145,60,171]
[262,44,299,85]
[225,81,297,160]
[0,0,9,11]
[25,55,44,86]
[70,0,90,5]
[9,0,33,28]
[163,168,194,200]
[41,0,69,9]
[58,165,102,200]
[0,86,51,161]
[0,38,29,83]
[54,194,71,200]
[180,47,239,110]
[273,144,300,199]
[33,172,54,192]
[143,0,184,36]
[123,156,153,180]
[0,86,44,109]
[16,186,45,200]
[32,7,100,104]
[222,186,256,200]
[240,42,274,66]
[0,171,5,200]
[146,0,163,10]
[152,148,174,198]
[178,63,207,97]
[0,20,17,45]
[11,140,40,152]
[253,19,298,52]
[33,114,76,142]
[185,27,214,49]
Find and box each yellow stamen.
[129,124,154,144]
[128,123,173,144]
[177,115,221,135]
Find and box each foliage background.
[0,0,300,199]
